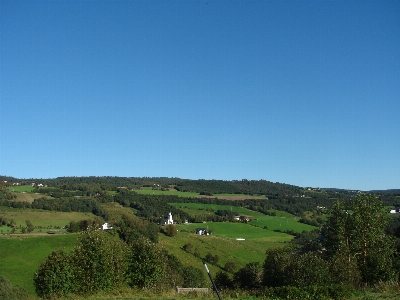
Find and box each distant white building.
[101,223,113,230]
[165,212,174,225]
[196,228,210,235]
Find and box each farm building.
[234,215,249,223]
[101,223,113,230]
[196,228,210,235]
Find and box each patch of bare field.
[11,192,52,203]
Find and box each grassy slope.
[135,188,200,197]
[0,206,98,233]
[135,188,267,199]
[11,192,51,204]
[7,185,35,193]
[170,203,317,233]
[159,230,287,276]
[0,234,78,295]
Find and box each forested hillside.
[1,176,301,196]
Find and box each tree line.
[212,194,399,298]
[34,228,207,299]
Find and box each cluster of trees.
[116,213,160,244]
[174,178,301,196]
[113,190,191,223]
[0,216,34,233]
[0,197,110,223]
[34,229,206,299]
[0,183,15,206]
[212,195,399,298]
[66,218,103,233]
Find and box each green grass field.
[7,185,35,193]
[135,188,200,197]
[170,203,317,233]
[0,207,98,233]
[0,234,78,295]
[177,222,292,241]
[135,188,267,200]
[159,229,287,276]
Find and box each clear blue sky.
[1,0,399,190]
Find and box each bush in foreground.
[0,276,29,300]
[34,249,74,298]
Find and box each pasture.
[135,187,267,200]
[135,187,200,197]
[0,234,78,295]
[6,185,51,203]
[159,229,286,276]
[7,185,34,193]
[170,203,317,233]
[0,207,98,233]
[177,222,292,241]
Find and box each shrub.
[224,261,236,273]
[34,249,74,298]
[263,247,292,287]
[234,262,263,289]
[0,276,29,300]
[286,252,331,287]
[214,271,233,290]
[204,252,219,265]
[128,237,165,288]
[269,284,355,300]
[329,253,361,286]
[181,266,206,288]
[70,229,129,294]
[182,243,193,253]
[161,250,184,289]
[162,224,177,237]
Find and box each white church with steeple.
[165,212,174,225]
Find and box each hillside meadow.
[159,226,290,272]
[170,202,317,233]
[7,185,35,193]
[0,234,78,295]
[0,206,98,233]
[135,187,267,200]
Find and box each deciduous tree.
[34,249,74,298]
[323,194,397,284]
[70,229,129,294]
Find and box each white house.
[101,223,113,230]
[196,228,210,235]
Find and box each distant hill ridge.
[1,176,301,197]
[1,175,398,194]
